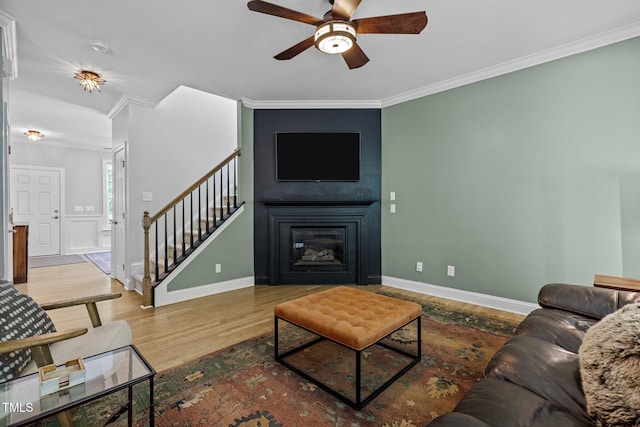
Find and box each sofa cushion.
[515,308,597,353]
[484,335,589,422]
[579,303,640,427]
[19,320,132,377]
[451,378,593,427]
[0,281,56,383]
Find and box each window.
[103,159,113,227]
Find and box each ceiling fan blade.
[353,11,428,34]
[247,0,322,26]
[274,36,316,60]
[342,42,369,69]
[331,0,361,20]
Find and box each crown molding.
[381,21,640,108]
[242,23,640,110]
[241,98,381,110]
[12,138,111,153]
[107,94,159,119]
[0,9,17,79]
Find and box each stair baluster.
[141,148,241,307]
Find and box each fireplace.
[291,227,346,271]
[265,202,374,285]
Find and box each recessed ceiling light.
[91,40,111,54]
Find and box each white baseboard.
[154,276,254,307]
[382,275,539,316]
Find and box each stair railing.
[142,148,241,306]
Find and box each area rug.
[84,251,111,275]
[28,254,87,268]
[36,291,518,427]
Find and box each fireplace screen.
[291,227,346,271]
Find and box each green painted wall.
[381,37,640,303]
[167,102,254,291]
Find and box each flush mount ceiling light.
[74,70,106,93]
[314,21,356,54]
[24,130,44,142]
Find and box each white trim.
[102,158,112,230]
[383,275,539,316]
[241,98,381,110]
[107,94,159,119]
[11,139,110,153]
[382,21,640,108]
[241,23,640,110]
[152,204,246,306]
[154,276,254,307]
[0,9,18,79]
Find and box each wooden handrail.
[141,148,241,307]
[149,148,241,223]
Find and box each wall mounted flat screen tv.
[276,132,361,181]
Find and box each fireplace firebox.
[266,202,374,285]
[291,227,346,271]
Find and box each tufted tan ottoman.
[274,286,422,409]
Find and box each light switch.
[74,205,84,212]
[142,192,153,202]
[390,192,396,201]
[390,204,396,213]
[85,205,95,212]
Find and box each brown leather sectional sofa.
[427,283,640,427]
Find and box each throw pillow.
[0,281,56,383]
[579,303,640,427]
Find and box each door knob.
[52,216,59,219]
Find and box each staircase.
[140,148,242,307]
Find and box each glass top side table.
[0,345,155,427]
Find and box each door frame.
[112,143,129,289]
[10,164,65,257]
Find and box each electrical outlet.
[447,265,455,277]
[416,261,423,272]
[215,263,222,273]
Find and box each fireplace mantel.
[262,200,377,207]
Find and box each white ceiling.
[1,0,640,150]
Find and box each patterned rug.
[36,291,518,427]
[28,254,87,268]
[84,251,111,275]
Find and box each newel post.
[142,211,153,307]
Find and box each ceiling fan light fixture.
[74,70,106,93]
[315,21,356,54]
[24,130,44,142]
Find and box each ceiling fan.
[247,0,428,69]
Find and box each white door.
[10,167,62,257]
[113,147,127,286]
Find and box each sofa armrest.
[538,283,640,320]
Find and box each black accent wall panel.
[253,109,381,285]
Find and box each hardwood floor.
[18,261,524,372]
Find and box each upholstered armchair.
[0,281,132,383]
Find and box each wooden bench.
[274,286,422,409]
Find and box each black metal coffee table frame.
[274,315,421,410]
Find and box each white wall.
[115,86,238,286]
[10,143,112,254]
